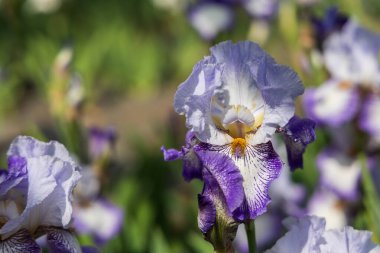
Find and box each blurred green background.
[1,0,380,252]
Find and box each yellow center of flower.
[231,138,247,156]
[338,81,352,90]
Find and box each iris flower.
[162,41,315,241]
[0,136,88,252]
[265,216,380,253]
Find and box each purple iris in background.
[360,95,380,147]
[243,0,278,20]
[73,167,123,245]
[187,0,278,41]
[188,0,235,41]
[311,7,348,50]
[73,127,123,245]
[265,216,380,253]
[0,136,93,252]
[162,40,315,247]
[305,19,380,126]
[323,20,380,86]
[88,127,116,161]
[303,12,380,233]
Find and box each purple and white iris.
[88,127,116,161]
[323,20,380,86]
[73,127,123,245]
[243,0,278,20]
[0,136,86,252]
[188,0,234,41]
[187,0,278,41]
[304,14,380,207]
[162,41,315,243]
[265,216,380,253]
[73,198,123,245]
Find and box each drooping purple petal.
[195,144,244,213]
[162,132,203,182]
[46,228,82,253]
[197,192,216,234]
[231,142,283,221]
[303,79,359,127]
[280,116,316,170]
[198,169,239,250]
[0,229,41,253]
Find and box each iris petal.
[46,228,82,253]
[0,229,41,253]
[281,116,316,171]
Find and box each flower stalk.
[245,220,256,253]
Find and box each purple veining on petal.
[268,160,306,216]
[197,168,239,249]
[198,192,217,234]
[0,156,28,198]
[302,80,360,127]
[0,229,41,253]
[46,228,82,253]
[7,156,28,177]
[232,142,283,221]
[281,116,316,171]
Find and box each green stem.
[245,220,256,253]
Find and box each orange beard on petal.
[231,138,247,157]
